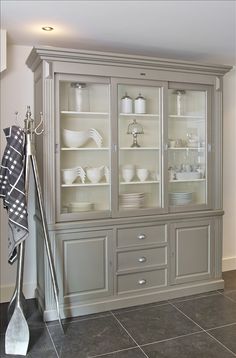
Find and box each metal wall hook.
[35,112,44,135]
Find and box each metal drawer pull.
[138,234,146,240]
[138,256,147,263]
[138,279,147,285]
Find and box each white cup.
[122,168,134,182]
[137,168,149,182]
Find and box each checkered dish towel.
[0,126,28,264]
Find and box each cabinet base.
[37,279,224,322]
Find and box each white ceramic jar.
[134,93,146,114]
[121,93,133,113]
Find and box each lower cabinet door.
[56,229,113,304]
[170,219,214,285]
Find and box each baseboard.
[0,282,36,303]
[222,257,236,272]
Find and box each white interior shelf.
[62,183,109,187]
[120,180,160,185]
[120,147,160,150]
[119,113,160,117]
[61,111,109,117]
[169,179,206,183]
[168,147,204,150]
[169,114,205,119]
[61,147,109,151]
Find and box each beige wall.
[0,44,235,302]
[0,45,36,302]
[223,66,236,271]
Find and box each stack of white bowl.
[62,128,103,148]
[61,166,86,184]
[120,192,145,209]
[169,192,193,206]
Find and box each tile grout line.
[207,321,236,332]
[139,330,203,348]
[45,322,60,358]
[217,289,236,303]
[110,311,150,358]
[168,291,220,304]
[169,301,236,357]
[88,346,142,358]
[46,312,113,328]
[110,302,169,315]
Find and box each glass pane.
[118,84,162,211]
[168,88,207,207]
[59,80,110,215]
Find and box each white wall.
[0,45,235,303]
[222,66,236,271]
[0,45,36,302]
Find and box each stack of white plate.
[169,192,193,206]
[120,192,145,209]
[89,128,103,147]
[68,202,93,212]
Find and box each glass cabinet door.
[168,84,211,210]
[56,74,111,220]
[113,79,165,215]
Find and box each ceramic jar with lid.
[121,92,133,113]
[134,93,146,114]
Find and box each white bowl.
[61,168,78,184]
[86,166,104,183]
[63,128,89,148]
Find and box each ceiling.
[1,0,236,65]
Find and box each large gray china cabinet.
[26,47,231,321]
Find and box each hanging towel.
[0,125,28,264]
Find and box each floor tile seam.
[46,313,112,328]
[206,321,236,332]
[167,292,220,304]
[204,329,236,356]
[110,311,149,358]
[111,302,169,315]
[88,346,144,358]
[217,290,236,303]
[45,322,60,358]
[139,330,203,348]
[169,301,236,357]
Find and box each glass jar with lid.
[68,82,90,112]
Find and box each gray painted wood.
[170,219,214,284]
[27,46,229,321]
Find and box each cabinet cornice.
[26,46,232,76]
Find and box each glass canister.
[175,90,186,116]
[68,82,90,112]
[134,93,146,114]
[121,92,133,113]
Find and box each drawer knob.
[138,234,146,240]
[138,256,147,263]
[138,279,147,285]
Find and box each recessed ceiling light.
[42,26,54,31]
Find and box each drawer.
[117,269,167,293]
[117,247,167,272]
[117,225,166,248]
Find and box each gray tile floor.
[1,271,236,357]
